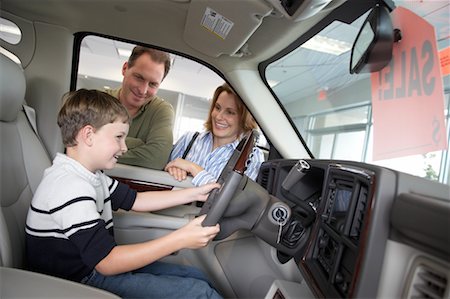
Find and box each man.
[106,46,174,169]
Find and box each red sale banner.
[370,7,448,161]
[439,47,450,76]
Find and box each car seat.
[0,52,119,298]
[0,52,51,268]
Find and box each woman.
[165,83,264,186]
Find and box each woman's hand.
[165,165,188,181]
[165,158,204,181]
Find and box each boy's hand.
[177,215,220,249]
[192,182,221,202]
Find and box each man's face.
[120,53,165,111]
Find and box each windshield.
[265,0,449,185]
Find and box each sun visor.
[183,0,273,57]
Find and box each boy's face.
[89,120,129,171]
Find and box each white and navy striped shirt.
[25,153,136,282]
[169,131,264,186]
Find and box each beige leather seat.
[0,52,119,298]
[0,52,51,269]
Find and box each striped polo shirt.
[169,131,264,186]
[25,153,136,282]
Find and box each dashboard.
[256,159,449,298]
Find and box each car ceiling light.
[268,80,280,88]
[301,35,351,55]
[117,48,132,58]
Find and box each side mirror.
[349,5,399,74]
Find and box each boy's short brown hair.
[58,89,130,147]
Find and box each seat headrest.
[0,53,26,122]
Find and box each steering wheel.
[199,130,257,227]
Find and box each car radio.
[303,163,375,297]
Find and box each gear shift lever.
[281,159,311,191]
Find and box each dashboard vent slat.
[406,260,449,299]
[418,271,447,289]
[259,168,270,189]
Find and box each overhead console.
[183,0,273,57]
[257,159,397,298]
[266,0,334,21]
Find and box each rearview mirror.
[349,5,396,74]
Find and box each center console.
[257,159,395,298]
[301,164,375,297]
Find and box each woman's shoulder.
[179,131,196,141]
[180,130,208,141]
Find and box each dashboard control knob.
[318,236,328,248]
[335,272,344,284]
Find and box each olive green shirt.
[106,88,174,170]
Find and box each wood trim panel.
[112,176,173,192]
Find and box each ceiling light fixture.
[267,80,280,88]
[301,35,351,55]
[117,48,132,58]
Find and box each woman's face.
[211,90,241,147]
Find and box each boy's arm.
[131,183,220,212]
[96,215,219,275]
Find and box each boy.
[25,89,222,298]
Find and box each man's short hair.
[58,89,130,147]
[128,46,172,80]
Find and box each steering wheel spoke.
[199,130,258,226]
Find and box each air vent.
[404,257,450,299]
[258,167,271,190]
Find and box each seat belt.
[22,104,40,139]
[182,131,199,159]
[22,104,52,159]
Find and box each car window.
[76,35,225,142]
[0,17,22,65]
[0,16,21,45]
[265,1,449,185]
[76,35,269,151]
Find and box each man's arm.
[118,101,174,169]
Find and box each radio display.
[329,187,353,232]
[333,188,352,213]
